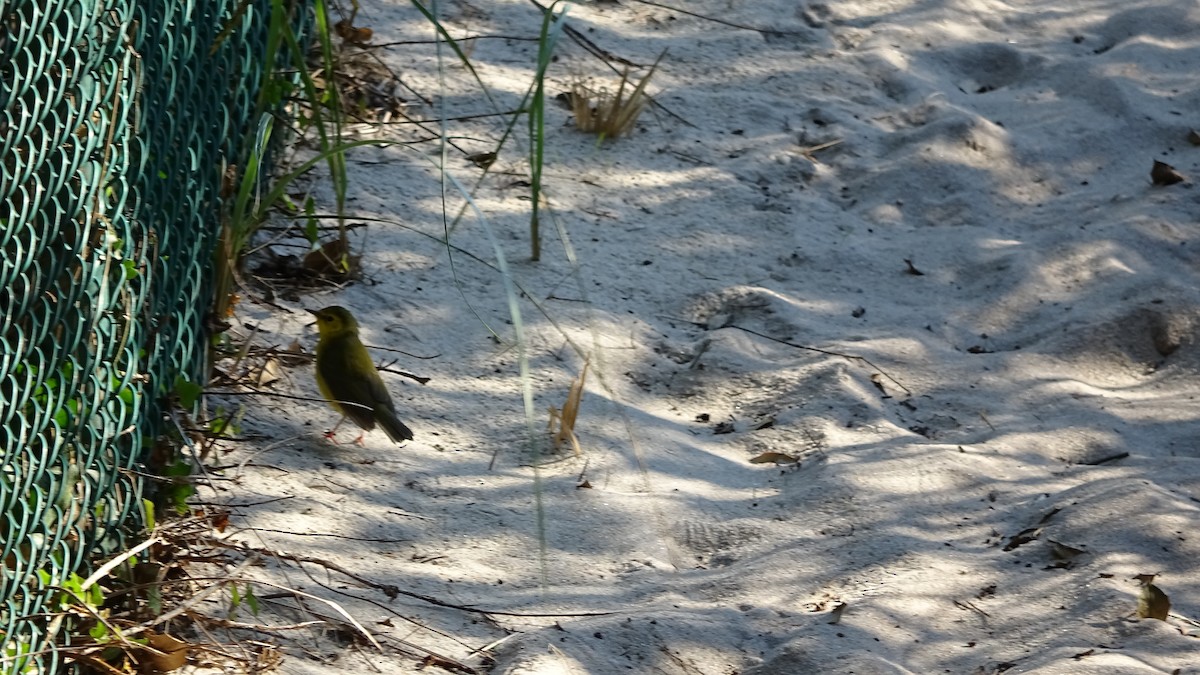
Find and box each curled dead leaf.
[304,237,360,279]
[550,359,590,455]
[144,631,190,672]
[1002,526,1041,552]
[334,19,373,45]
[749,452,799,465]
[1134,574,1171,621]
[466,151,497,169]
[1045,539,1086,569]
[253,358,282,386]
[1151,160,1185,186]
[827,601,847,625]
[1047,539,1085,561]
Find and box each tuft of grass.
[568,51,664,142]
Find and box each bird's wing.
[318,337,386,431]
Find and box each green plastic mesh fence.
[1,1,301,670]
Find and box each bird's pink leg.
[324,416,347,444]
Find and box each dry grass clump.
[567,54,663,140]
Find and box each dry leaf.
[334,19,373,45]
[1047,539,1085,561]
[903,258,925,276]
[550,359,590,455]
[1151,160,1185,186]
[304,238,360,278]
[827,601,848,625]
[749,451,799,465]
[870,373,887,394]
[1134,573,1171,620]
[221,163,238,199]
[1188,129,1200,146]
[830,600,849,624]
[1002,526,1042,551]
[466,151,497,169]
[253,358,282,386]
[1045,539,1086,569]
[143,631,190,672]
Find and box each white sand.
[208,0,1200,672]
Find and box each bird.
[307,306,414,444]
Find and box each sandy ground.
[200,0,1200,673]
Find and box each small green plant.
[227,582,262,620]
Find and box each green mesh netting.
[1,1,301,670]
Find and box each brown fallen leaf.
[749,451,799,465]
[903,258,925,276]
[1188,129,1200,146]
[870,373,887,395]
[334,19,373,45]
[1047,539,1086,562]
[466,151,497,169]
[713,421,736,435]
[1151,160,1185,186]
[304,237,360,278]
[1002,526,1042,552]
[549,358,590,455]
[143,630,191,672]
[253,357,282,386]
[1134,573,1171,620]
[827,601,848,625]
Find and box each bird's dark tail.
[378,408,414,442]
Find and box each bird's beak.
[306,308,320,317]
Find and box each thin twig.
[629,0,813,36]
[729,321,907,393]
[81,537,161,592]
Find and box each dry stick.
[81,537,162,592]
[281,579,491,655]
[375,35,541,48]
[190,495,295,508]
[124,554,262,639]
[727,324,912,396]
[221,541,615,618]
[237,526,413,541]
[628,0,812,36]
[267,599,482,674]
[255,568,489,665]
[347,45,434,106]
[262,593,480,673]
[373,109,526,125]
[48,587,158,659]
[185,612,328,634]
[140,571,384,652]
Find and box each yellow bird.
[308,306,414,443]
